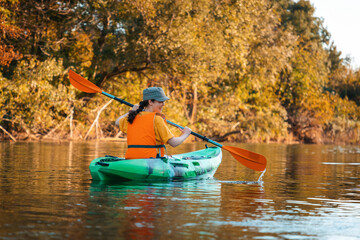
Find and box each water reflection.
[88,181,223,239]
[1,141,360,239]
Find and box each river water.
[0,141,360,239]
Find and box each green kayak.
[89,147,222,181]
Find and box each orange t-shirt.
[118,112,174,145]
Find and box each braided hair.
[127,100,151,124]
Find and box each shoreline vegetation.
[1,0,360,145]
[1,97,359,145]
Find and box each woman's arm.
[115,113,128,126]
[167,127,192,147]
[115,104,139,126]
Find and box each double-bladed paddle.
[69,70,267,171]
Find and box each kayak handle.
[96,162,109,167]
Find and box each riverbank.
[1,128,359,145]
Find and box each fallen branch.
[213,130,241,142]
[0,125,16,142]
[85,100,113,140]
[115,130,123,138]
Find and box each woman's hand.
[180,126,192,136]
[168,126,192,147]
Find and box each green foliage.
[68,32,94,68]
[276,0,330,45]
[328,66,360,105]
[0,58,75,136]
[323,93,360,144]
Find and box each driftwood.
[84,100,113,140]
[0,125,16,142]
[213,130,241,142]
[115,130,123,138]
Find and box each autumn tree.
[0,0,23,67]
[1,0,359,143]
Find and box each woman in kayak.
[115,87,192,159]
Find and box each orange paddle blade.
[222,145,267,171]
[69,70,102,93]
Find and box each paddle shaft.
[102,91,223,148]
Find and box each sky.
[310,0,360,69]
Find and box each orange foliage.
[0,16,24,66]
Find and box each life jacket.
[125,112,166,159]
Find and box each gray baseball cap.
[143,87,170,102]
